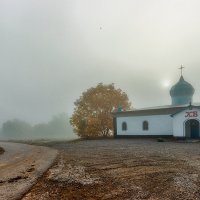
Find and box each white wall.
[117,115,173,136]
[173,108,200,137]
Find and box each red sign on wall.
[185,111,198,118]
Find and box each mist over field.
[1,0,200,139]
[0,113,77,140]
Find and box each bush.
[157,138,164,142]
[0,147,5,154]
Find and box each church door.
[185,119,200,139]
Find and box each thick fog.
[0,113,76,140]
[1,0,200,132]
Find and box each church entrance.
[185,119,200,138]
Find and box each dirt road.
[0,142,58,200]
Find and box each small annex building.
[113,72,200,139]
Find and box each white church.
[113,69,200,139]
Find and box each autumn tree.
[70,83,131,138]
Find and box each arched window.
[122,122,127,131]
[143,121,148,130]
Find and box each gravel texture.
[22,139,200,200]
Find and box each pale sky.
[1,0,200,126]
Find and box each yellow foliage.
[70,83,131,137]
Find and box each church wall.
[173,108,200,137]
[116,115,173,136]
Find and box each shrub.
[157,138,164,142]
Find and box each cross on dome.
[170,66,195,105]
[179,65,184,76]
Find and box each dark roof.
[170,75,195,97]
[112,104,200,117]
[171,105,200,116]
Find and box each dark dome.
[170,76,194,105]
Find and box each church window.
[122,122,127,131]
[143,121,148,130]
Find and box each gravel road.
[0,142,58,200]
[21,139,200,200]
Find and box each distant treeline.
[0,113,77,140]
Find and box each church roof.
[170,104,200,116]
[112,103,200,117]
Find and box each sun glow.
[162,80,171,88]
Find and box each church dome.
[170,76,195,105]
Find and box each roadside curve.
[0,142,58,200]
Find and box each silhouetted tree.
[32,113,75,139]
[1,113,76,140]
[70,83,131,138]
[1,119,32,139]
